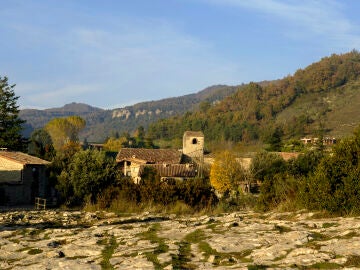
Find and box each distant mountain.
[20,85,239,142]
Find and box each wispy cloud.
[204,0,360,48]
[8,10,242,108]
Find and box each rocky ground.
[1,209,360,269]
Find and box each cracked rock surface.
[1,209,360,269]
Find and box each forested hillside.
[20,85,238,142]
[148,51,360,146]
[20,51,360,145]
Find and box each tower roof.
[183,131,204,137]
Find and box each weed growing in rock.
[27,248,43,255]
[99,235,118,270]
[137,223,170,269]
[171,240,195,270]
[322,222,339,228]
[308,262,341,269]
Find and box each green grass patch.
[137,223,169,269]
[27,248,43,255]
[170,230,208,269]
[309,232,328,241]
[171,240,196,270]
[322,222,338,228]
[184,229,207,243]
[307,262,341,269]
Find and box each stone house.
[116,131,204,183]
[0,150,50,205]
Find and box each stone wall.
[0,165,48,205]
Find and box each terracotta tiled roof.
[116,148,182,164]
[139,164,197,178]
[0,151,50,165]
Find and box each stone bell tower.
[182,131,204,160]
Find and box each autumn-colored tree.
[45,116,85,152]
[210,151,243,195]
[103,137,128,151]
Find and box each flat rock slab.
[1,210,360,269]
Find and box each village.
[0,131,337,208]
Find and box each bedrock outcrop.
[1,209,360,269]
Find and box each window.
[192,138,198,144]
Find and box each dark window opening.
[192,138,198,144]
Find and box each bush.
[57,150,119,206]
[86,177,218,214]
[215,192,257,213]
[256,173,299,212]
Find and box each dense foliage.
[56,150,118,205]
[0,76,25,150]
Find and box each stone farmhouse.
[116,131,204,183]
[0,149,50,205]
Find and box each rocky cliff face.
[1,210,359,269]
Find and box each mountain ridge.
[20,84,240,141]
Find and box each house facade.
[116,131,204,183]
[0,150,50,205]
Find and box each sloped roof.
[116,148,182,164]
[0,151,50,165]
[139,164,197,178]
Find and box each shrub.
[256,173,299,211]
[57,150,119,206]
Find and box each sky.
[1,0,360,109]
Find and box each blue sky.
[1,0,360,109]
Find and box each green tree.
[0,76,25,150]
[28,129,55,160]
[210,151,243,195]
[57,150,118,205]
[250,151,287,182]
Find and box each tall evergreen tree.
[0,77,25,150]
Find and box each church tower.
[182,131,204,159]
